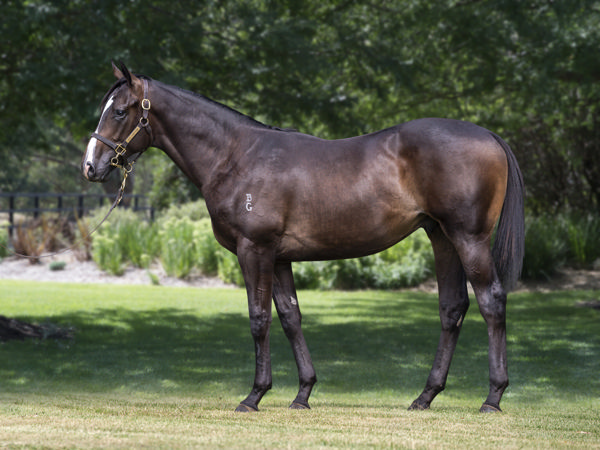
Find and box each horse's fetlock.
[253,381,272,393]
[301,374,317,388]
[492,376,509,392]
[440,310,467,331]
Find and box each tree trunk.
[0,315,73,341]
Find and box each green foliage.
[216,248,245,287]
[0,223,8,258]
[159,217,197,279]
[158,199,211,222]
[91,232,125,276]
[523,215,568,281]
[294,229,435,290]
[522,212,600,280]
[91,208,159,276]
[193,219,220,276]
[48,260,66,271]
[565,213,600,269]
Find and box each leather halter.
[91,78,152,172]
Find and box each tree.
[1,0,600,211]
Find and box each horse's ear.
[111,60,137,87]
[119,61,133,86]
[112,61,143,97]
[112,60,124,80]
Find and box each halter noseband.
[91,78,152,173]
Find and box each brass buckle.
[114,143,127,156]
[141,98,151,110]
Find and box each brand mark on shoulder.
[245,193,253,211]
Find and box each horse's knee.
[439,298,470,331]
[249,310,272,338]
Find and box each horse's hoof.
[289,401,310,410]
[235,403,258,413]
[408,400,430,411]
[480,403,502,413]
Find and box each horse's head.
[82,62,153,182]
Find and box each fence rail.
[0,192,154,233]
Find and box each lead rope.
[1,166,133,260]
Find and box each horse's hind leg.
[409,224,470,410]
[272,262,317,409]
[455,239,509,412]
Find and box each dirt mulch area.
[2,253,600,293]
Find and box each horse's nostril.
[85,161,95,178]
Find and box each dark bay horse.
[82,62,524,413]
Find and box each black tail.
[491,134,525,292]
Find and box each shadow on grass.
[1,288,598,406]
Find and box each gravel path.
[0,254,233,288]
[1,253,599,292]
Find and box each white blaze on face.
[84,95,115,177]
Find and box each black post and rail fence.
[0,192,154,237]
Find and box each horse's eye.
[114,109,126,119]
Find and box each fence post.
[78,195,84,218]
[8,194,15,234]
[33,196,39,219]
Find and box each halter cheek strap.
[91,78,152,173]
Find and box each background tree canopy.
[2,0,599,213]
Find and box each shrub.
[522,215,568,280]
[159,217,197,278]
[92,232,125,276]
[91,208,159,275]
[49,260,67,271]
[194,219,220,276]
[564,213,600,269]
[73,215,93,261]
[0,222,9,258]
[216,248,245,286]
[521,212,600,280]
[11,216,69,264]
[158,199,210,222]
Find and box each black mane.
[164,82,294,132]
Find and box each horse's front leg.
[272,262,317,409]
[235,239,275,412]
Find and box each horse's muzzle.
[83,161,111,182]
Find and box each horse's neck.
[151,83,251,193]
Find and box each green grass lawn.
[1,280,599,449]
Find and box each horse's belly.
[277,210,423,261]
